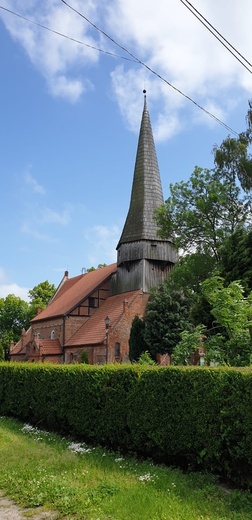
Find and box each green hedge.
[0,362,251,487]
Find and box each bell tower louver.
[110,92,177,295]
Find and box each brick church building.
[10,94,177,364]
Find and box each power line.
[0,2,240,136]
[180,0,252,74]
[60,0,238,136]
[0,5,137,62]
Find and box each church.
[10,94,177,364]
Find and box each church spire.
[110,92,177,296]
[117,91,164,247]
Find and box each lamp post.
[105,316,110,363]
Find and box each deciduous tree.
[155,167,251,260]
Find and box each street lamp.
[105,316,110,363]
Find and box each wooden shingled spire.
[117,91,164,245]
[111,92,177,295]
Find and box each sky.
[1,0,252,302]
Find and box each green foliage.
[28,280,56,317]
[152,105,252,368]
[0,294,30,358]
[0,363,251,487]
[0,280,56,355]
[2,417,251,520]
[168,252,216,294]
[143,282,193,358]
[203,277,252,334]
[155,166,251,260]
[137,351,157,365]
[0,343,4,361]
[80,350,89,364]
[218,227,252,294]
[213,101,252,192]
[129,315,148,362]
[172,326,206,365]
[173,277,252,367]
[87,263,107,272]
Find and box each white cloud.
[41,206,72,225]
[1,1,252,134]
[21,221,58,242]
[0,268,29,301]
[83,224,119,267]
[107,0,252,139]
[25,171,45,194]
[48,74,86,102]
[20,205,72,244]
[0,0,101,102]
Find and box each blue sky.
[1,0,252,301]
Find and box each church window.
[89,296,95,308]
[51,330,56,339]
[115,342,120,359]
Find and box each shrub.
[0,362,251,487]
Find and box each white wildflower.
[67,442,91,454]
[138,473,153,482]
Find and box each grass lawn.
[0,416,251,519]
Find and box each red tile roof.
[38,339,62,355]
[32,263,117,322]
[10,327,32,356]
[65,290,141,346]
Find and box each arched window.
[51,330,56,339]
[115,342,120,359]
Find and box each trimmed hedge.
[0,362,251,487]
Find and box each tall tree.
[28,280,56,317]
[202,276,252,366]
[155,166,251,261]
[0,295,30,359]
[129,315,148,362]
[213,101,252,192]
[218,227,252,295]
[143,283,193,359]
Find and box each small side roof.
[38,339,62,356]
[10,327,32,356]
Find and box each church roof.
[117,94,164,247]
[65,290,143,347]
[10,327,31,356]
[31,263,117,321]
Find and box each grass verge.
[0,416,251,519]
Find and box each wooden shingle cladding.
[117,95,165,246]
[112,95,177,296]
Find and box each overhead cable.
[0,5,137,62]
[60,0,238,135]
[180,0,252,74]
[0,2,240,136]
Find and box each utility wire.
[60,0,238,136]
[180,0,252,74]
[0,5,137,62]
[0,2,240,136]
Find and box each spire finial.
[143,89,146,96]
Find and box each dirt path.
[0,492,58,520]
